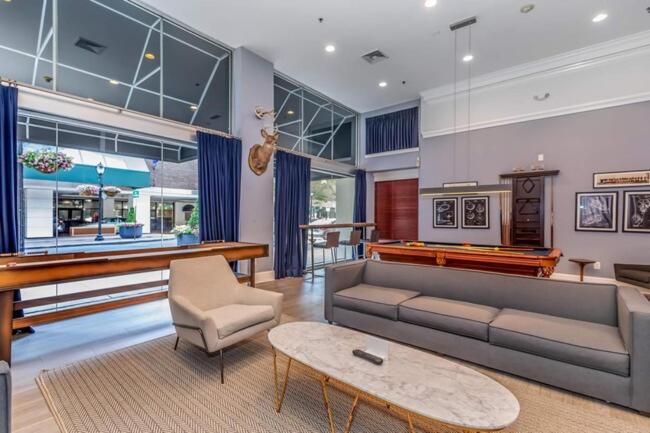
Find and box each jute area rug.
[38,333,650,433]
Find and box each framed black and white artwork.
[623,191,650,233]
[433,198,458,228]
[575,192,618,232]
[461,196,489,229]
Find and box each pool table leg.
[539,267,554,278]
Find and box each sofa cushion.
[399,296,500,341]
[490,309,629,376]
[205,304,275,339]
[619,269,650,284]
[333,284,420,320]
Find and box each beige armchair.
[168,255,283,383]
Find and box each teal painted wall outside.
[23,164,151,188]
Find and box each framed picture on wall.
[433,198,458,228]
[575,192,618,232]
[623,190,650,233]
[593,170,650,189]
[461,196,489,229]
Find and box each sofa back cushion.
[363,260,618,326]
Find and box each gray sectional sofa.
[325,260,650,414]
[1,361,9,433]
[615,263,650,289]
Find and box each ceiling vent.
[209,113,221,120]
[75,37,106,55]
[361,50,389,64]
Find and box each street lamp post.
[95,162,106,241]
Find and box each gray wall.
[418,101,650,278]
[233,47,275,273]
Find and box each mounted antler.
[248,127,279,176]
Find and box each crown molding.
[420,30,650,102]
[421,91,650,139]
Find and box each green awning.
[23,164,151,188]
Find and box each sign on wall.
[593,170,650,189]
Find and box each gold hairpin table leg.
[343,393,361,433]
[320,376,336,433]
[273,350,292,413]
[407,412,416,433]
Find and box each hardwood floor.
[9,276,649,432]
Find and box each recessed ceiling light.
[108,79,119,85]
[592,12,608,23]
[287,110,295,115]
[190,105,198,111]
[325,44,336,53]
[424,0,437,8]
[520,4,535,14]
[144,52,156,60]
[462,54,474,62]
[378,81,387,88]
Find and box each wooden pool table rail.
[366,242,561,278]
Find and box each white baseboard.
[255,271,276,284]
[552,272,618,285]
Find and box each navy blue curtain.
[197,131,241,243]
[353,169,367,256]
[366,106,418,154]
[0,85,27,328]
[274,151,310,279]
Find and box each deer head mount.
[248,128,278,176]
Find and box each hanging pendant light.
[420,16,510,197]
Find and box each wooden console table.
[0,241,268,364]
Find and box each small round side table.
[569,258,596,282]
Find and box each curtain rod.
[0,76,239,141]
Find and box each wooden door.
[374,179,419,240]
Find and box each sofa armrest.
[0,361,10,433]
[239,286,284,325]
[325,260,366,321]
[617,286,650,411]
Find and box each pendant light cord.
[452,30,458,182]
[467,24,473,180]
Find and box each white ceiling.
[141,0,650,113]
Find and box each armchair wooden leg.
[174,336,179,351]
[220,349,224,384]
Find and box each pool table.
[366,241,562,277]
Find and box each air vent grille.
[75,37,106,55]
[361,50,389,64]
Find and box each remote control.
[352,349,384,365]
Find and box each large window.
[18,112,199,255]
[274,75,357,164]
[308,170,355,267]
[17,111,201,315]
[0,0,231,131]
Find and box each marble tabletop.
[268,322,520,431]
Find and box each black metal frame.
[173,322,224,384]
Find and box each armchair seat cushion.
[618,269,650,284]
[206,304,275,339]
[333,284,420,320]
[399,296,500,341]
[490,309,629,377]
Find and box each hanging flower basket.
[18,149,74,174]
[77,184,100,197]
[103,186,122,198]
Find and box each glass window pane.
[1,0,231,132]
[274,75,357,164]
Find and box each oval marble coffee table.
[268,322,519,433]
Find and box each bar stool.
[360,229,380,258]
[341,230,362,261]
[312,231,340,280]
